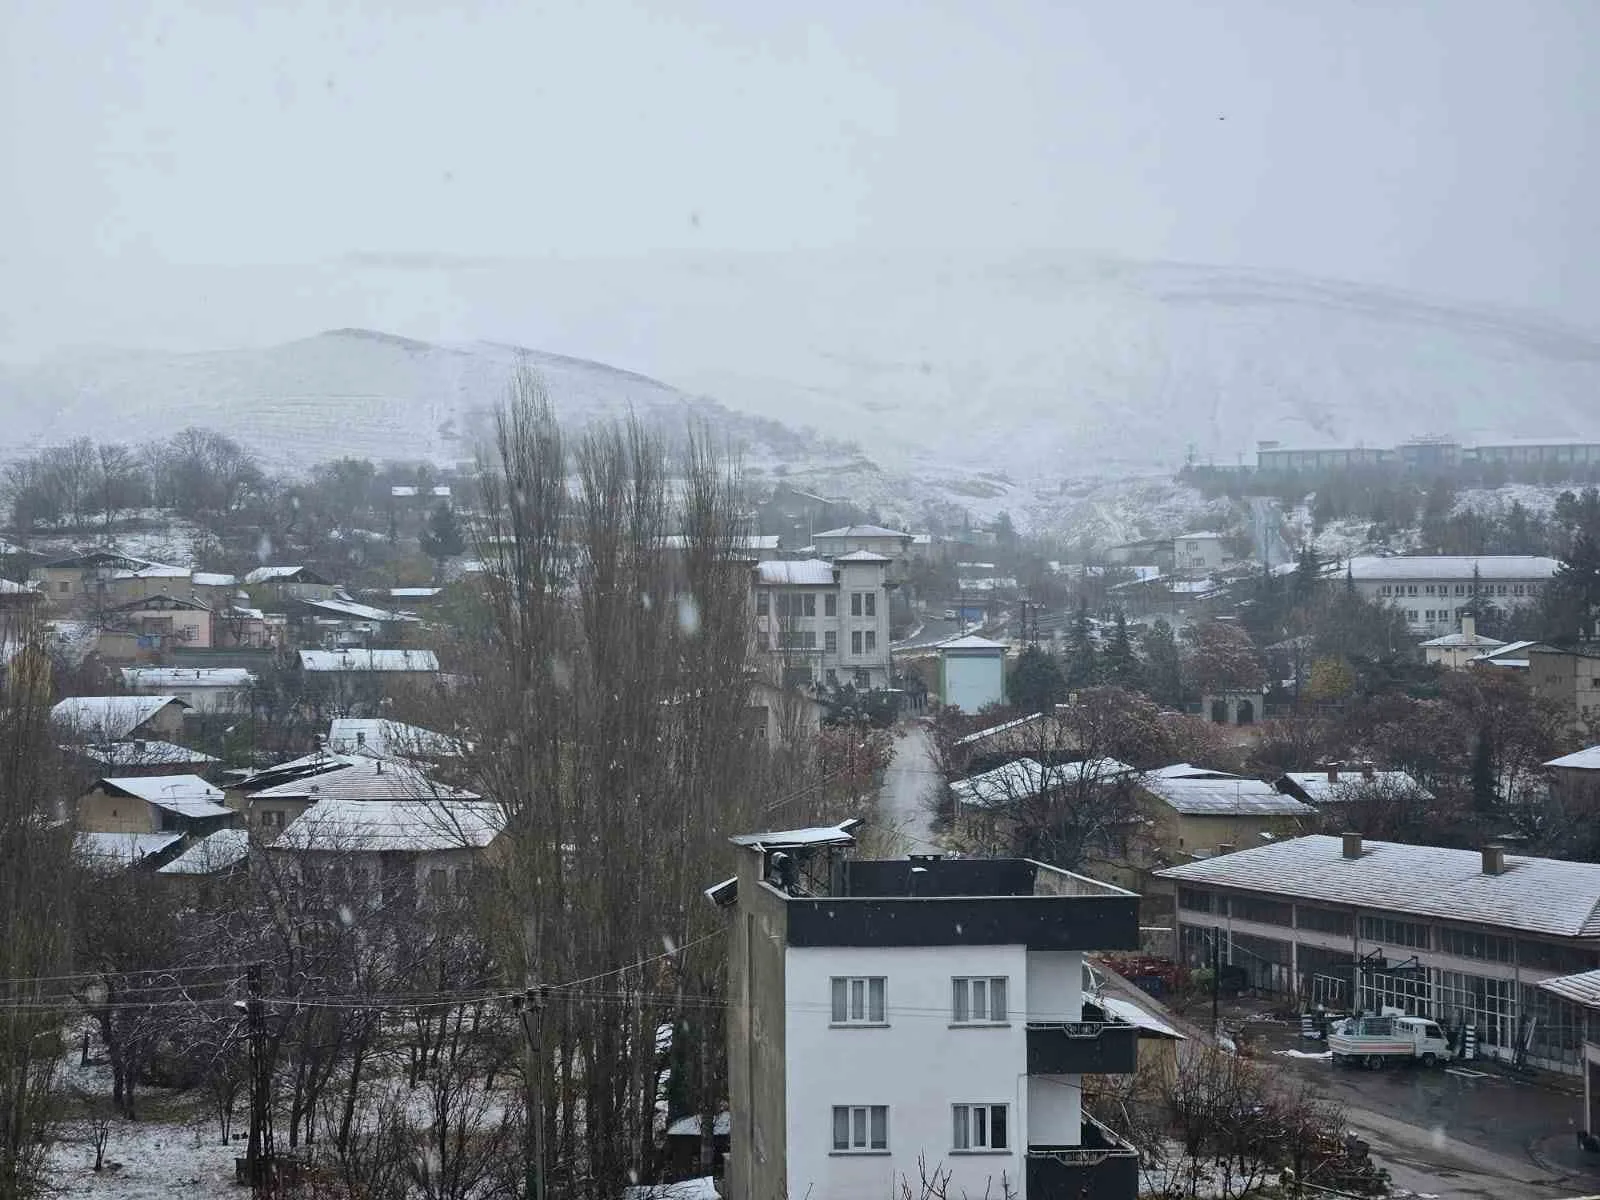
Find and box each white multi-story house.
[754,554,893,690]
[714,821,1142,1200]
[1172,532,1228,572]
[812,524,915,561]
[1346,555,1562,636]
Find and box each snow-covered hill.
[0,329,843,472]
[6,252,1600,531]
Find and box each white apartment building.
[753,554,893,690]
[716,822,1142,1200]
[1345,555,1562,636]
[1173,532,1227,572]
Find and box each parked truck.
[1329,1014,1451,1068]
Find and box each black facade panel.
[843,858,1037,897]
[784,895,1141,950]
[1026,1021,1140,1076]
[1027,1148,1139,1199]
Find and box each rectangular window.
[864,631,877,653]
[1232,896,1293,926]
[1497,584,1508,596]
[952,1104,1008,1151]
[1455,584,1466,595]
[1359,914,1430,950]
[756,591,769,615]
[851,592,863,616]
[833,1105,888,1152]
[952,977,1008,1023]
[1424,584,1435,595]
[825,631,838,653]
[1407,585,1417,596]
[825,594,838,617]
[831,976,887,1024]
[865,593,877,617]
[1513,584,1525,597]
[1440,927,1514,963]
[1296,905,1354,936]
[59,581,70,593]
[1178,887,1213,913]
[852,630,863,655]
[803,594,816,617]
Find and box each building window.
[58,581,70,593]
[1424,609,1435,622]
[952,1104,1008,1152]
[1232,896,1293,926]
[1424,584,1436,596]
[1406,610,1419,621]
[825,631,838,653]
[1497,584,1508,596]
[833,1105,888,1152]
[825,594,838,617]
[755,591,769,615]
[1455,584,1466,596]
[952,977,1008,1023]
[851,592,863,616]
[851,630,863,655]
[804,594,817,617]
[1513,584,1525,596]
[1379,585,1392,596]
[864,631,877,653]
[1440,927,1514,963]
[1296,905,1354,936]
[1178,887,1213,913]
[865,593,877,617]
[1407,585,1418,596]
[1358,914,1430,950]
[831,976,886,1024]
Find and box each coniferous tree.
[1101,610,1140,689]
[1008,646,1066,713]
[1062,596,1099,689]
[1140,617,1185,707]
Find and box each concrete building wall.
[727,866,790,1200]
[76,790,156,834]
[783,943,1028,1200]
[941,650,1005,713]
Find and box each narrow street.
[879,722,941,856]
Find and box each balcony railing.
[1025,1001,1140,1076]
[1026,1115,1140,1198]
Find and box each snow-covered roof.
[1345,555,1561,582]
[300,596,408,623]
[832,549,893,563]
[729,819,862,849]
[298,649,440,673]
[659,533,779,552]
[273,796,501,853]
[251,757,478,802]
[939,635,1008,651]
[1538,969,1600,1009]
[327,718,462,758]
[622,1177,719,1200]
[1100,995,1185,1040]
[664,1112,731,1138]
[954,711,1051,746]
[952,758,1137,809]
[74,740,219,767]
[813,524,912,540]
[1547,746,1600,772]
[1472,640,1541,666]
[1148,763,1241,781]
[157,829,251,875]
[1142,774,1313,817]
[754,559,835,586]
[75,831,183,869]
[113,564,190,580]
[191,572,238,588]
[1420,631,1506,649]
[245,565,328,584]
[1160,835,1600,939]
[388,587,443,598]
[100,774,230,817]
[121,667,255,689]
[234,751,361,792]
[1277,770,1433,803]
[52,695,185,740]
[1176,531,1226,541]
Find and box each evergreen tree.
[419,502,466,578]
[1101,610,1140,689]
[1470,727,1497,815]
[1544,532,1600,641]
[1062,596,1099,689]
[1008,646,1066,713]
[1140,618,1184,707]
[1291,545,1322,607]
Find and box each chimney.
[1341,832,1363,859]
[1326,762,1340,783]
[1482,844,1506,876]
[1361,762,1375,781]
[1462,614,1477,641]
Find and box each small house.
[52,695,191,743]
[937,634,1007,713]
[244,566,339,602]
[77,775,238,838]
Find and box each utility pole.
[1210,935,1220,1032]
[515,988,548,1200]
[245,962,272,1197]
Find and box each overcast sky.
[4,0,1599,354]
